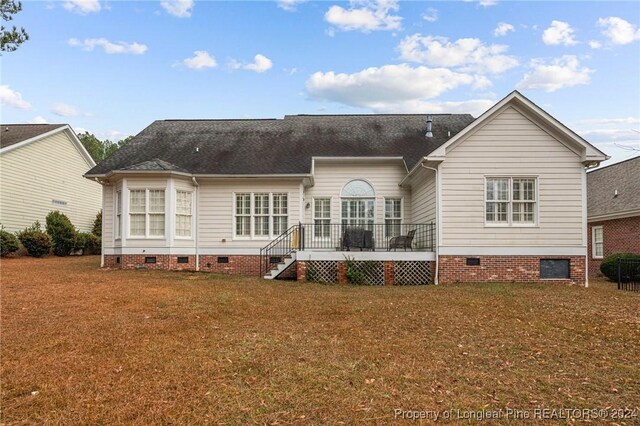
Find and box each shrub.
[46,211,77,257]
[600,253,640,281]
[92,211,102,237]
[17,222,51,257]
[75,232,101,255]
[0,227,20,257]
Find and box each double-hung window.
[176,191,192,238]
[592,226,603,259]
[385,198,402,237]
[485,177,536,226]
[234,192,289,239]
[115,190,122,239]
[314,198,331,238]
[129,189,165,237]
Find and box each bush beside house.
[17,222,52,257]
[0,228,21,257]
[46,211,77,256]
[600,253,640,281]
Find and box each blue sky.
[1,0,639,165]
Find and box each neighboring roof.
[85,114,474,177]
[588,156,640,220]
[427,90,608,164]
[0,124,66,149]
[0,123,96,167]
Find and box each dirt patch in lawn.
[1,256,639,424]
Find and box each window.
[385,198,402,237]
[341,180,375,228]
[235,193,251,237]
[115,190,122,238]
[592,226,603,259]
[273,193,288,235]
[234,192,289,239]
[254,193,270,236]
[176,191,192,237]
[314,198,331,238]
[485,177,537,226]
[129,189,165,237]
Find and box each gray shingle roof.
[85,114,475,176]
[587,156,640,218]
[0,124,67,149]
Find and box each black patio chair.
[388,229,416,251]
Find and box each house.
[587,156,640,276]
[84,91,608,285]
[0,124,101,233]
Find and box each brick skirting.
[588,216,640,277]
[438,255,586,285]
[104,254,260,274]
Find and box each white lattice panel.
[307,261,338,283]
[394,261,433,285]
[349,261,384,286]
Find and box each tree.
[78,132,132,162]
[1,0,28,53]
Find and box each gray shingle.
[587,156,640,218]
[0,124,67,149]
[85,114,475,176]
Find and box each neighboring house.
[0,124,101,233]
[587,156,640,276]
[85,91,608,285]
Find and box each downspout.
[192,177,200,271]
[420,163,439,285]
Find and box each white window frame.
[384,197,403,238]
[175,190,194,239]
[127,188,166,239]
[313,197,332,239]
[592,226,604,259]
[340,179,375,228]
[232,192,290,240]
[115,190,122,239]
[484,176,538,228]
[272,193,289,236]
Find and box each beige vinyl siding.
[102,185,114,247]
[410,166,436,224]
[0,131,101,232]
[304,160,411,224]
[440,105,584,247]
[198,178,302,248]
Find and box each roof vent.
[425,115,433,138]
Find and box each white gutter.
[192,177,200,271]
[420,163,439,285]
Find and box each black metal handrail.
[617,258,640,292]
[299,222,435,252]
[259,224,301,276]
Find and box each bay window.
[129,189,165,237]
[176,190,192,237]
[115,190,122,239]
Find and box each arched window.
[341,180,375,198]
[341,180,374,227]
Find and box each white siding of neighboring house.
[439,105,584,250]
[0,131,101,233]
[303,160,411,224]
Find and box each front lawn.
[1,256,639,424]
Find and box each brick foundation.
[104,254,260,275]
[297,261,307,282]
[588,216,640,277]
[438,255,586,285]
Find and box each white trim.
[591,226,604,259]
[483,176,539,227]
[588,209,640,222]
[104,247,263,255]
[438,246,587,256]
[167,178,175,246]
[121,178,128,247]
[426,91,608,163]
[1,125,96,168]
[312,196,332,240]
[297,250,435,262]
[299,183,304,224]
[174,187,194,240]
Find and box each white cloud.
[597,17,640,45]
[397,34,519,74]
[588,40,602,49]
[542,20,577,46]
[229,54,273,73]
[493,22,514,37]
[305,64,492,113]
[578,128,640,143]
[51,103,90,117]
[577,117,640,126]
[180,51,217,69]
[422,7,438,23]
[277,0,306,12]
[517,55,593,92]
[160,0,194,18]
[29,116,48,124]
[479,0,497,6]
[68,38,148,55]
[325,0,402,33]
[62,0,101,14]
[0,85,31,110]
